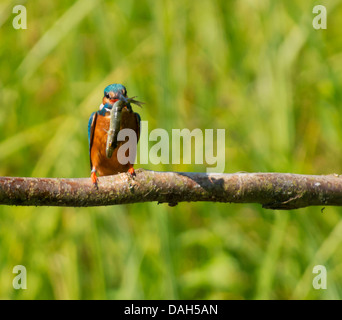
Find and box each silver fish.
[105,94,143,159]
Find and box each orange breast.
[90,108,139,176]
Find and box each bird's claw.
[128,166,136,178]
[91,170,98,189]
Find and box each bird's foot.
[91,170,98,187]
[128,166,136,178]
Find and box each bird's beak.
[118,92,128,104]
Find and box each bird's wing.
[134,112,141,142]
[88,111,98,169]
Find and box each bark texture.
[0,169,341,209]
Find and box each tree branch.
[0,169,341,209]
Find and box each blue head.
[102,83,127,106]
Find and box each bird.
[88,83,141,185]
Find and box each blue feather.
[98,103,112,116]
[104,83,126,95]
[88,112,96,146]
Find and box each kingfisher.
[88,83,141,184]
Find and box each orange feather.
[90,108,140,177]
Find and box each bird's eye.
[105,93,110,99]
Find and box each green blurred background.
[0,0,342,299]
